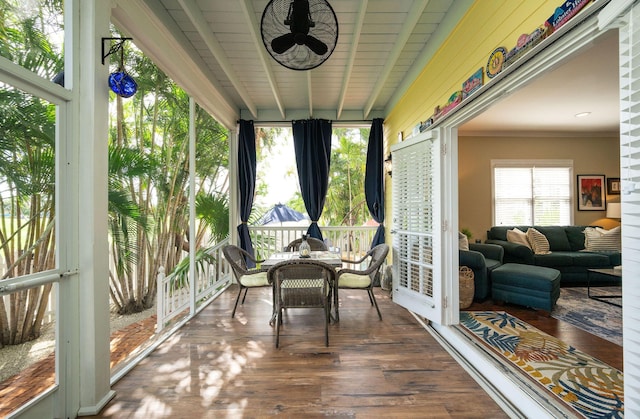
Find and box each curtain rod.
[238,119,375,124]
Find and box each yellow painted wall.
[458,135,621,243]
[384,0,560,142]
[382,0,604,243]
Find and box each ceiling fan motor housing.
[261,0,338,71]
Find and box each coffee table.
[587,268,622,307]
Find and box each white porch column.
[189,97,196,315]
[74,0,113,415]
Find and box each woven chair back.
[284,237,328,252]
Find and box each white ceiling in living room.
[459,29,620,137]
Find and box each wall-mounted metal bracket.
[102,37,133,65]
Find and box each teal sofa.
[459,243,504,300]
[485,226,621,286]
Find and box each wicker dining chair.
[334,243,389,322]
[222,244,270,318]
[267,259,336,348]
[284,237,328,252]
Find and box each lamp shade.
[606,202,621,219]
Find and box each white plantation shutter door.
[615,1,640,415]
[391,131,443,324]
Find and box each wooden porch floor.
[88,286,511,418]
[86,285,623,418]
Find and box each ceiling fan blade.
[304,35,328,55]
[271,33,296,54]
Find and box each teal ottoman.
[491,263,561,313]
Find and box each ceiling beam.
[384,0,473,117]
[111,0,238,129]
[363,0,431,119]
[336,0,368,120]
[178,0,257,118]
[239,0,286,119]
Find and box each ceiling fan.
[261,0,338,71]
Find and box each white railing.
[156,238,232,332]
[155,226,379,331]
[249,225,379,265]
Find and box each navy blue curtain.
[292,119,332,241]
[237,120,257,267]
[365,118,385,247]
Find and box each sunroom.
[0,0,638,417]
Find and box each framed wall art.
[577,174,606,211]
[607,177,621,195]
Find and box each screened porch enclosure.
[2,0,640,417]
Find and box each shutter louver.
[394,138,435,298]
[391,130,443,324]
[618,2,640,414]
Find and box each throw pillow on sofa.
[583,226,621,251]
[526,228,551,254]
[506,228,531,248]
[459,232,469,250]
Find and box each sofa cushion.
[583,226,621,251]
[487,226,530,241]
[605,251,622,266]
[565,226,587,251]
[527,228,551,254]
[506,228,531,248]
[533,252,573,267]
[570,251,611,267]
[536,226,571,251]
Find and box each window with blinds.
[493,160,572,226]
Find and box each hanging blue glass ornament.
[108,71,137,98]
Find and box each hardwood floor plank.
[87,286,510,418]
[85,285,623,418]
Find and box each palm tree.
[107,144,154,313]
[0,0,62,346]
[322,128,369,226]
[107,45,230,314]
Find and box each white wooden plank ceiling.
[111,0,464,128]
[111,0,619,136]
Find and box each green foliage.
[254,127,372,227]
[195,193,229,243]
[322,128,370,226]
[0,0,62,346]
[0,0,63,78]
[168,247,218,289]
[107,30,230,313]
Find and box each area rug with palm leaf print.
[459,311,623,418]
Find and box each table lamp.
[606,202,621,219]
